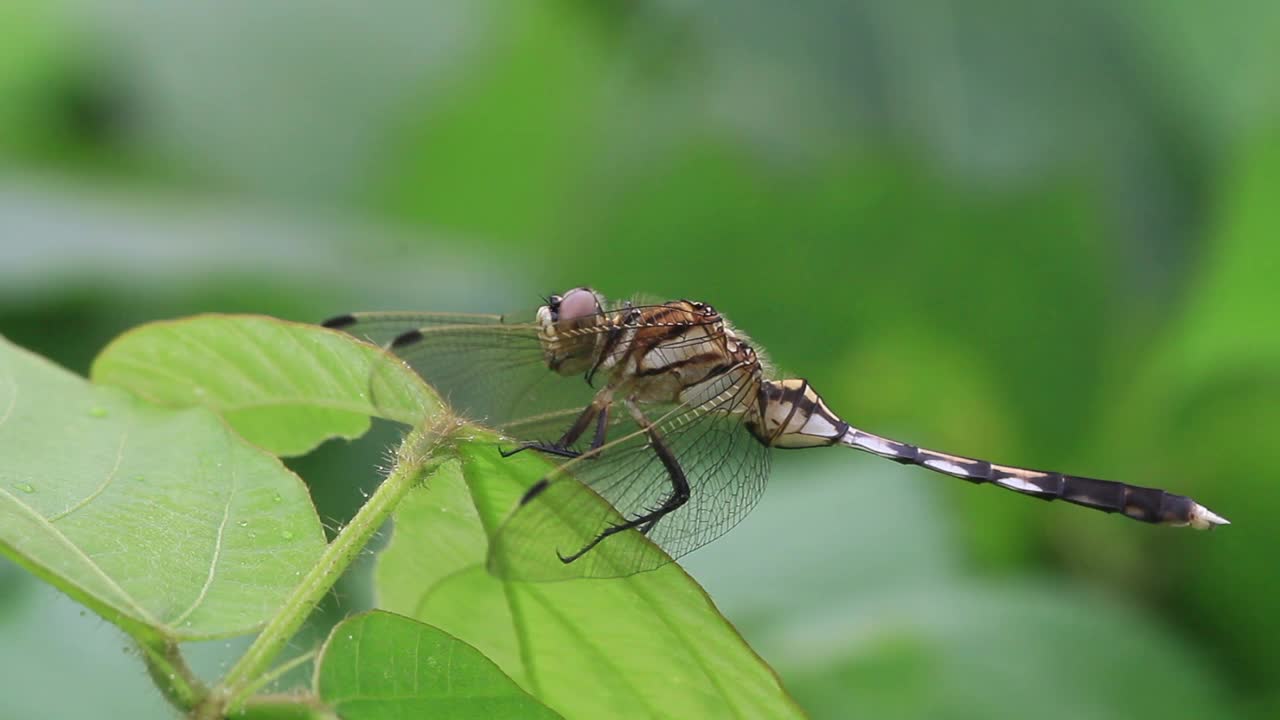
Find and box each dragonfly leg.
[588,402,610,452]
[585,304,638,387]
[499,398,612,460]
[557,400,690,564]
[500,441,582,459]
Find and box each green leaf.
[376,438,805,720]
[0,336,326,641]
[315,610,561,720]
[91,314,440,456]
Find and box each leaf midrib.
[0,483,158,625]
[99,355,423,422]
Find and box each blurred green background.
[2,2,1278,718]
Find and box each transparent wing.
[397,323,609,440]
[324,305,729,444]
[321,310,507,346]
[487,368,770,581]
[322,308,592,441]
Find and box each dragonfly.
[323,287,1228,580]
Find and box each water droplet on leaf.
[15,482,34,493]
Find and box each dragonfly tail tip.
[1189,504,1230,529]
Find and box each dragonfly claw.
[499,441,582,460]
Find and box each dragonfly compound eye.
[557,288,602,322]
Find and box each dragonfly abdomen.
[749,378,850,448]
[840,426,1229,529]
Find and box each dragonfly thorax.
[536,292,764,409]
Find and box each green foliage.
[91,315,440,455]
[3,2,1278,718]
[0,317,799,718]
[1109,129,1280,689]
[0,336,325,642]
[315,611,561,720]
[378,452,804,719]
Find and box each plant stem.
[216,427,446,703]
[230,693,340,720]
[139,635,207,711]
[226,648,319,715]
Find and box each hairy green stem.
[231,693,340,720]
[226,649,319,715]
[215,427,446,705]
[139,636,207,711]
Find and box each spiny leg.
[585,303,637,387]
[557,399,690,564]
[500,398,612,460]
[589,403,609,454]
[500,442,583,460]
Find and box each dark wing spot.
[390,329,425,349]
[321,314,357,329]
[520,478,551,505]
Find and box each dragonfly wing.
[324,305,728,442]
[487,368,770,581]
[321,311,506,346]
[324,309,596,439]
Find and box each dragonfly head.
[546,287,605,324]
[538,287,607,374]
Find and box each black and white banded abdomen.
[752,378,1228,530]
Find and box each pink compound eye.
[557,287,601,322]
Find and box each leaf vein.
[629,580,743,717]
[48,431,129,523]
[228,322,308,398]
[521,586,655,711]
[0,484,157,624]
[171,434,238,627]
